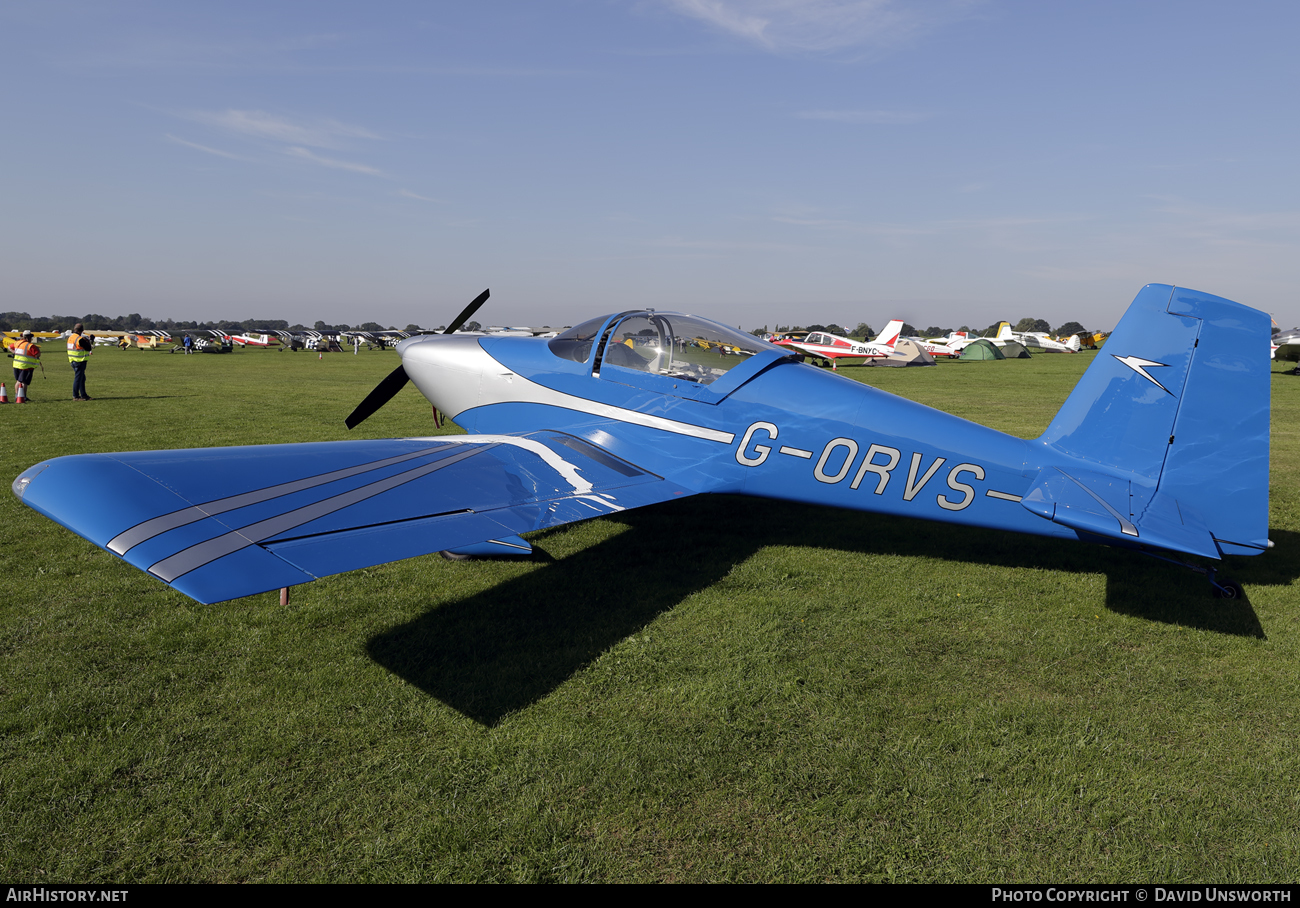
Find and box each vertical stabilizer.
[1033,284,1270,557]
[874,320,905,347]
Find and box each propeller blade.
[443,288,489,334]
[344,364,410,430]
[345,289,489,429]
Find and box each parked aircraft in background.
[3,330,61,353]
[14,285,1271,606]
[994,323,1081,353]
[129,332,173,349]
[1272,328,1300,363]
[225,333,281,348]
[771,320,906,368]
[56,329,135,345]
[918,331,977,359]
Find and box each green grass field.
[3,344,1299,882]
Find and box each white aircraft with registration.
[771,320,906,368]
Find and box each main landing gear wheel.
[1212,579,1244,600]
[439,550,472,562]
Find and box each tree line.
[0,312,431,334]
[0,311,301,334]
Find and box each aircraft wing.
[13,433,696,604]
[782,340,869,360]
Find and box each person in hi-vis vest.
[67,322,92,401]
[12,330,40,402]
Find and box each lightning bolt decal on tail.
[1111,354,1174,395]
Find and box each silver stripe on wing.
[108,443,461,555]
[147,445,494,582]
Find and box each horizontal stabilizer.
[1021,467,1137,541]
[14,433,694,604]
[1021,467,1220,559]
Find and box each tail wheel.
[1212,579,1244,600]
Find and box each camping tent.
[958,339,1005,361]
[870,338,936,367]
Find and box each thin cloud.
[165,134,248,160]
[67,31,348,70]
[668,0,770,45]
[769,210,1087,245]
[185,109,382,148]
[398,189,448,203]
[1146,197,1300,236]
[649,235,815,255]
[663,0,980,53]
[771,214,933,235]
[284,146,384,176]
[1019,262,1148,284]
[796,109,930,124]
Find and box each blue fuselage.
[442,335,1071,545]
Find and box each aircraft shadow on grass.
[367,495,1291,725]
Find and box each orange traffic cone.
[0,382,8,403]
[15,383,27,403]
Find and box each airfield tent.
[998,340,1032,359]
[958,339,1005,361]
[870,338,935,367]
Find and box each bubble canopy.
[548,311,782,386]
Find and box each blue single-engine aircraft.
[13,284,1271,604]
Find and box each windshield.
[547,315,608,364]
[549,311,782,385]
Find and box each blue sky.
[3,1,1299,332]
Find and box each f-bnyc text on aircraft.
[13,285,1270,603]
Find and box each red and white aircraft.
[225,333,281,348]
[771,320,905,368]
